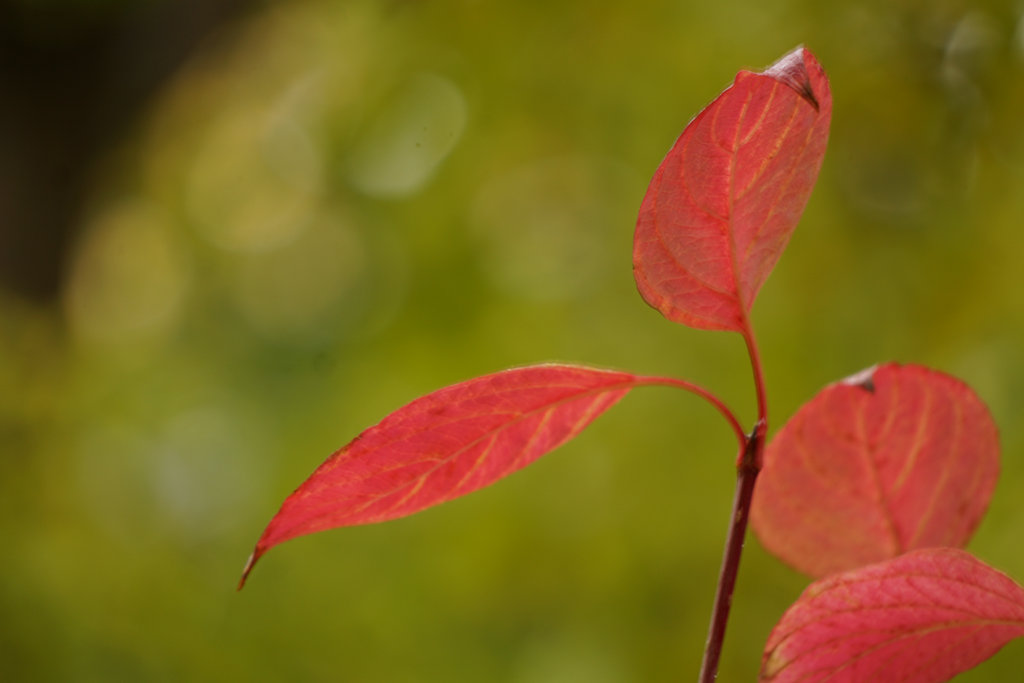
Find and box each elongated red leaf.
[240,364,677,588]
[633,46,831,331]
[761,548,1024,682]
[751,363,999,578]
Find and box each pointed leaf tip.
[840,364,877,392]
[762,46,822,111]
[762,548,1024,682]
[633,46,831,332]
[237,548,262,591]
[752,363,1000,577]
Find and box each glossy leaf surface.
[761,548,1024,682]
[752,363,999,577]
[240,364,683,587]
[633,46,831,331]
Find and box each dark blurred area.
[0,0,254,301]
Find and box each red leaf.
[240,364,681,588]
[633,46,831,332]
[751,363,1000,578]
[761,548,1024,682]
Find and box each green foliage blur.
[5,0,1024,680]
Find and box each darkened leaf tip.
[763,46,821,112]
[237,548,263,591]
[841,365,877,393]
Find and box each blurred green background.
[3,0,1024,680]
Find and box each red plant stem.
[643,375,746,450]
[698,324,769,681]
[743,324,769,429]
[698,425,764,682]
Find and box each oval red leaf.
[240,364,670,587]
[633,46,831,332]
[751,363,1000,577]
[761,548,1024,682]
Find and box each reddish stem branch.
[698,424,764,682]
[640,375,747,450]
[743,322,769,429]
[698,323,769,681]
